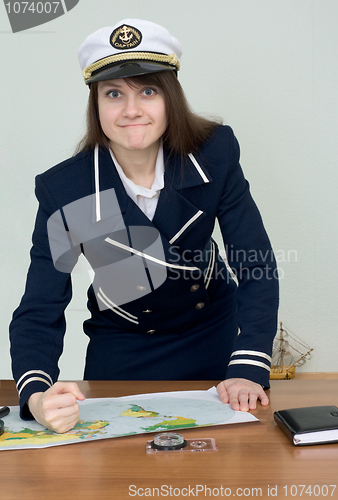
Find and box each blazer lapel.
[96,146,129,217]
[152,151,213,245]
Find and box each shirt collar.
[109,143,164,203]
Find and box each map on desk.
[0,388,258,451]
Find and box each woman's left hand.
[216,378,269,411]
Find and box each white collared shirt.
[109,144,164,221]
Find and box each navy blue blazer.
[10,125,279,417]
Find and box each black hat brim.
[86,61,176,84]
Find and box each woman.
[10,19,279,433]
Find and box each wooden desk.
[1,379,338,499]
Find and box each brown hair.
[76,71,221,157]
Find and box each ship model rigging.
[270,322,314,380]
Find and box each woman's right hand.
[28,381,86,434]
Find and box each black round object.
[150,432,187,451]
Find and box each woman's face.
[97,78,167,156]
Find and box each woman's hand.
[28,381,86,433]
[216,378,269,411]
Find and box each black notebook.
[274,405,338,445]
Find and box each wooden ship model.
[270,322,314,380]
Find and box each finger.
[242,387,269,410]
[237,390,251,412]
[228,390,242,411]
[258,389,269,406]
[41,392,78,412]
[50,382,86,401]
[44,400,81,421]
[42,384,85,412]
[248,390,259,410]
[48,412,80,434]
[43,403,81,433]
[216,382,230,404]
[63,382,86,401]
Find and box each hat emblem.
[110,24,142,50]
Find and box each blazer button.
[136,285,147,291]
[195,302,205,310]
[147,329,156,334]
[190,284,200,292]
[143,309,153,314]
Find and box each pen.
[0,406,10,418]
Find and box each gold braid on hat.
[83,52,180,83]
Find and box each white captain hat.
[78,19,182,85]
